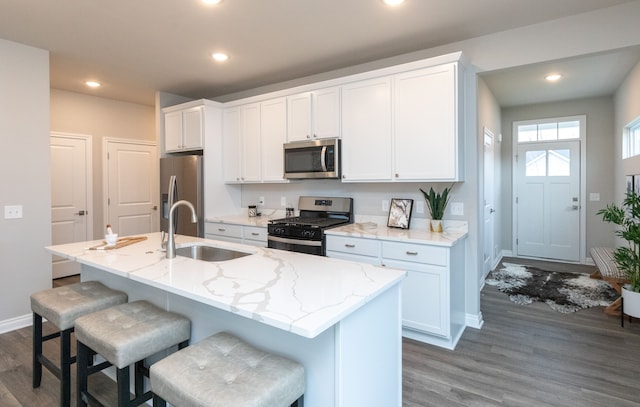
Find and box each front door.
[515,140,581,261]
[105,139,158,236]
[50,133,92,278]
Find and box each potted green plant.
[419,184,454,233]
[598,190,640,317]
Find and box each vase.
[622,285,640,318]
[430,219,443,233]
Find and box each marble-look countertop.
[326,218,468,247]
[46,233,406,338]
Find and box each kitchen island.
[46,232,406,406]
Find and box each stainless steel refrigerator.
[160,155,204,237]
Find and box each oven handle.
[268,235,322,247]
[320,146,327,172]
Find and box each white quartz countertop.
[325,220,468,247]
[46,233,406,338]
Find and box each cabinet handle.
[345,243,356,248]
[218,228,226,232]
[251,232,259,236]
[306,134,311,139]
[405,251,418,255]
[395,173,399,178]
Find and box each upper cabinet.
[163,104,205,153]
[393,63,461,181]
[287,87,340,142]
[223,97,288,184]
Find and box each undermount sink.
[175,244,252,262]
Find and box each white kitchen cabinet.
[260,98,287,182]
[393,63,462,181]
[287,87,340,142]
[340,77,392,182]
[223,98,288,184]
[326,232,466,349]
[204,222,243,244]
[242,225,268,247]
[163,105,205,153]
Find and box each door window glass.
[525,150,546,176]
[549,149,570,176]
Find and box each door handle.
[152,205,158,211]
[75,210,86,216]
[571,205,580,210]
[490,209,496,213]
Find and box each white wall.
[50,89,155,238]
[0,39,51,331]
[501,96,616,255]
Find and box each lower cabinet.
[326,234,466,349]
[205,222,267,247]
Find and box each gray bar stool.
[74,300,190,407]
[150,332,305,407]
[30,281,128,407]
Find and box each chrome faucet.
[166,200,197,259]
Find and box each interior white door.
[483,129,495,278]
[105,140,158,237]
[51,134,92,278]
[516,140,580,261]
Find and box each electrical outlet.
[416,201,425,214]
[450,202,464,216]
[382,200,389,212]
[281,196,287,206]
[259,196,265,205]
[4,205,23,219]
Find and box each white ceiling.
[0,0,637,106]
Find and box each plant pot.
[622,285,640,318]
[430,219,443,233]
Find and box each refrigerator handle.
[168,175,179,231]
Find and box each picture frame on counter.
[387,198,413,229]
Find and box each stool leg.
[60,328,72,407]
[291,395,304,407]
[153,394,167,407]
[77,341,90,407]
[32,313,43,388]
[116,366,131,407]
[134,360,144,398]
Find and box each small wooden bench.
[590,247,630,315]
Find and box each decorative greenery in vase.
[420,184,454,232]
[597,190,640,292]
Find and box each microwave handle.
[320,146,327,172]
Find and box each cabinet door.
[287,93,312,142]
[394,64,457,180]
[261,98,288,182]
[164,111,183,152]
[312,87,340,139]
[182,106,204,150]
[341,77,392,182]
[223,107,242,183]
[384,259,449,338]
[241,104,261,182]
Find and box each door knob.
[490,209,496,213]
[152,205,158,211]
[75,210,86,216]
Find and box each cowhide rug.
[485,262,619,313]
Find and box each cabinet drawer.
[243,226,267,242]
[326,235,380,258]
[382,241,447,266]
[205,223,243,239]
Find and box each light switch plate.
[416,201,425,214]
[589,193,600,202]
[382,200,389,212]
[4,205,23,219]
[450,202,464,216]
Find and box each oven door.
[267,235,325,256]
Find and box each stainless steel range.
[267,196,353,256]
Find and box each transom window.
[517,119,580,143]
[623,116,640,159]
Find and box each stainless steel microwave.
[283,138,341,179]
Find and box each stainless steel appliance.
[268,196,353,256]
[160,155,204,237]
[283,138,340,179]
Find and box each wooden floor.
[3,259,640,406]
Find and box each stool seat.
[31,280,128,331]
[150,332,305,407]
[75,300,191,369]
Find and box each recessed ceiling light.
[212,52,229,62]
[202,0,222,5]
[85,81,101,88]
[383,0,405,6]
[545,73,562,82]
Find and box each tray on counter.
[89,236,148,250]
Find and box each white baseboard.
[466,312,484,330]
[0,314,32,334]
